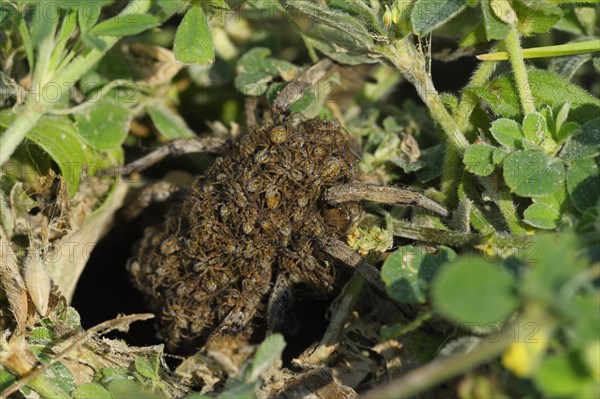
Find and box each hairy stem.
[362,330,513,399]
[505,24,535,114]
[380,39,469,152]
[479,177,528,235]
[442,53,498,206]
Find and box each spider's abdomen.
[128,117,359,350]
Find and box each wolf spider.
[112,62,448,353]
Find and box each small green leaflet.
[432,257,519,325]
[411,0,468,36]
[174,6,215,65]
[503,150,565,197]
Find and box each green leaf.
[106,379,157,398]
[411,0,468,36]
[30,2,59,48]
[78,2,102,32]
[560,117,600,161]
[416,144,444,183]
[173,6,214,65]
[381,245,456,304]
[246,334,285,382]
[234,48,295,96]
[515,0,563,36]
[567,157,600,212]
[432,258,519,325]
[58,0,114,9]
[522,112,547,145]
[555,122,581,145]
[287,1,373,49]
[463,144,496,176]
[147,105,195,139]
[90,13,158,36]
[289,91,316,113]
[534,354,595,397]
[72,383,112,399]
[503,150,565,197]
[42,359,75,394]
[475,70,600,123]
[1,111,118,196]
[74,97,132,150]
[481,0,510,40]
[523,186,566,229]
[134,355,159,380]
[493,147,510,164]
[522,234,586,301]
[567,295,600,348]
[490,118,524,149]
[0,370,16,391]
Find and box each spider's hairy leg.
[266,274,293,335]
[206,260,273,347]
[317,235,385,294]
[324,183,449,217]
[99,136,227,176]
[121,181,185,220]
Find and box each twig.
[0,313,154,398]
[325,183,448,217]
[361,332,513,399]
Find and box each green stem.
[381,39,469,152]
[442,52,498,205]
[454,53,499,132]
[479,177,528,235]
[505,24,535,114]
[362,330,513,399]
[0,0,152,167]
[392,219,528,249]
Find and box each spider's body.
[128,117,362,350]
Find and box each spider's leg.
[206,260,273,346]
[121,181,187,220]
[99,136,227,176]
[266,274,293,335]
[273,58,335,114]
[317,235,385,294]
[324,183,448,217]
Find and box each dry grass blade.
[0,313,154,398]
[0,227,29,331]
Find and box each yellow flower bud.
[383,5,393,29]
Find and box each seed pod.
[23,248,51,316]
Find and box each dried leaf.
[0,227,28,331]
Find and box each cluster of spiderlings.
[128,117,360,350]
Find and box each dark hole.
[71,201,169,348]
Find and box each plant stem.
[454,54,498,133]
[479,177,528,235]
[442,52,498,205]
[362,331,513,399]
[505,24,535,114]
[0,0,152,167]
[381,39,469,152]
[392,219,528,249]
